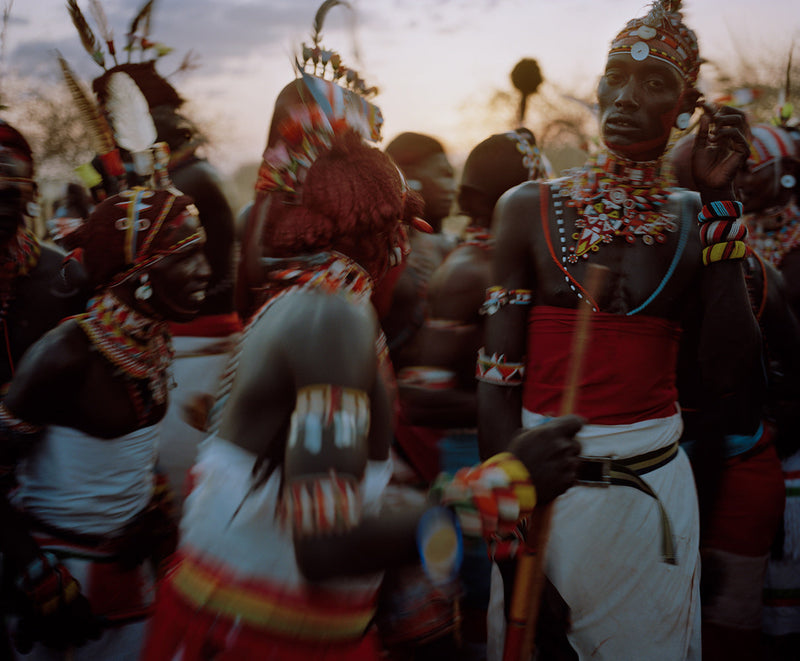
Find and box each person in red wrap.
[477,1,763,658]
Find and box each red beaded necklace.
[76,292,174,406]
[556,150,677,262]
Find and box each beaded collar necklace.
[555,149,677,263]
[76,292,174,406]
[0,227,41,320]
[746,200,800,269]
[462,225,494,250]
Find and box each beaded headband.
[749,124,799,170]
[608,0,700,86]
[255,0,383,195]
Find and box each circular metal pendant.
[631,41,650,61]
[636,26,657,39]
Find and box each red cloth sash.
[142,574,382,661]
[522,306,681,424]
[169,312,243,338]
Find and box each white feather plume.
[105,71,156,154]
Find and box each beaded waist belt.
[577,441,679,564]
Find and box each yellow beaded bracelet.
[701,240,747,266]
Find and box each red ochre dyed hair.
[262,129,423,281]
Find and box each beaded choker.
[746,201,800,268]
[258,251,374,307]
[76,292,174,406]
[556,150,676,262]
[1,227,41,320]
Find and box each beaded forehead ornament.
[256,1,383,196]
[608,0,700,86]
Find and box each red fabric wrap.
[168,312,243,338]
[522,306,680,424]
[393,402,445,484]
[703,426,786,557]
[142,576,382,661]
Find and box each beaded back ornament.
[609,0,701,87]
[255,0,383,196]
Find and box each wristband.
[701,240,747,265]
[699,219,747,246]
[697,200,743,222]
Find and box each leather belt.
[577,441,680,564]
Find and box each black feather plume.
[67,0,105,68]
[127,0,155,60]
[312,0,350,46]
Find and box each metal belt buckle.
[577,456,612,486]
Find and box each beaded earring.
[134,273,153,301]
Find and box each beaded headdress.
[255,0,383,195]
[608,0,701,87]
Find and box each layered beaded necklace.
[745,200,800,268]
[76,291,174,408]
[555,150,677,263]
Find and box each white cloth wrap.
[520,409,701,661]
[15,424,158,536]
[158,334,237,508]
[180,434,392,593]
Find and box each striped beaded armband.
[479,286,533,316]
[475,348,525,386]
[699,219,748,247]
[697,200,743,223]
[701,240,748,265]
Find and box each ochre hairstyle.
[261,130,423,281]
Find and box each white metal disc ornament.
[631,41,650,61]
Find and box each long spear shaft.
[503,263,608,661]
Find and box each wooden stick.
[504,264,608,661]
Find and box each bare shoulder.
[4,320,90,414]
[243,289,380,388]
[493,180,543,231]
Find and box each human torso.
[529,175,702,319]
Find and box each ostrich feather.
[57,53,115,155]
[311,0,350,46]
[88,0,117,65]
[66,0,105,68]
[104,71,156,153]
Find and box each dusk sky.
[5,0,800,175]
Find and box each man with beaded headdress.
[478,1,763,658]
[668,116,800,659]
[62,0,242,508]
[734,120,800,657]
[0,100,211,658]
[139,4,587,659]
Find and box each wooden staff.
[503,263,609,661]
